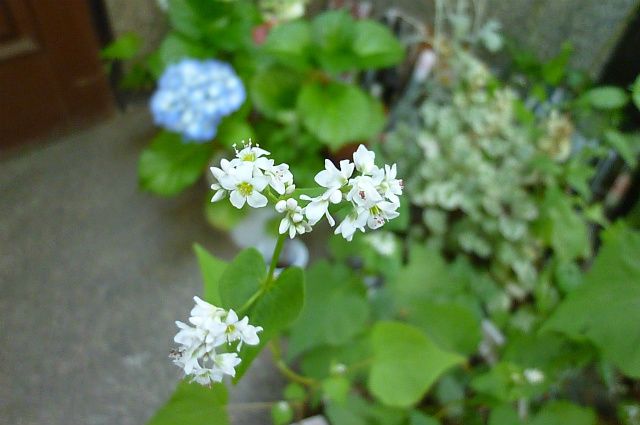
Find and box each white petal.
[211,190,225,203]
[305,200,328,224]
[230,190,246,209]
[247,191,268,208]
[279,217,290,235]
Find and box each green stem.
[269,340,317,387]
[266,233,287,286]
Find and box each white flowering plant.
[103,0,405,219]
[145,142,407,424]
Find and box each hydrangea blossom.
[150,59,245,142]
[209,142,402,241]
[171,296,262,385]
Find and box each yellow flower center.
[238,182,253,196]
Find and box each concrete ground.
[0,106,283,425]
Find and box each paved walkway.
[0,106,282,425]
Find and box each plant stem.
[269,340,317,387]
[266,233,287,286]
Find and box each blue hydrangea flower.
[150,59,246,143]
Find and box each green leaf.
[322,376,351,404]
[406,300,481,356]
[234,267,305,382]
[312,10,357,73]
[584,86,629,110]
[542,222,640,377]
[287,261,369,359]
[101,33,142,60]
[605,129,637,167]
[146,381,228,425]
[138,131,212,196]
[218,248,265,311]
[271,401,294,425]
[250,65,303,120]
[353,20,404,69]
[300,335,371,380]
[193,244,227,305]
[263,20,312,69]
[534,187,589,260]
[489,405,521,425]
[530,401,596,425]
[410,411,441,425]
[215,116,255,147]
[368,321,464,407]
[168,0,258,51]
[297,82,385,149]
[326,394,407,425]
[632,74,640,110]
[154,33,209,75]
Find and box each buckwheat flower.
[315,159,355,200]
[171,297,262,385]
[218,164,269,209]
[378,164,404,204]
[265,163,294,195]
[276,198,312,238]
[231,140,272,171]
[353,145,376,175]
[367,201,400,229]
[216,309,263,350]
[335,207,369,241]
[150,59,245,142]
[523,368,545,385]
[347,174,384,208]
[300,194,336,226]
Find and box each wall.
[372,0,640,78]
[102,0,639,77]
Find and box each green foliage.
[633,74,640,110]
[234,266,305,381]
[263,20,312,69]
[101,33,142,60]
[271,401,294,425]
[287,261,369,359]
[250,65,303,120]
[352,20,405,69]
[543,222,640,377]
[534,187,589,261]
[368,321,464,407]
[218,248,265,311]
[530,401,596,425]
[138,131,212,196]
[193,244,227,305]
[204,197,248,231]
[297,81,385,149]
[583,86,629,110]
[147,381,229,425]
[167,0,259,52]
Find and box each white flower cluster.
[171,296,263,385]
[209,143,403,241]
[210,140,295,209]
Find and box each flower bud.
[275,200,287,213]
[286,198,298,210]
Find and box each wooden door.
[0,0,114,148]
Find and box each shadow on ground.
[0,106,283,425]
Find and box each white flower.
[353,145,376,175]
[300,194,336,226]
[276,198,312,238]
[217,309,263,350]
[171,297,262,386]
[335,207,369,241]
[315,159,354,198]
[231,140,272,171]
[367,201,400,229]
[210,158,236,202]
[378,164,403,204]
[219,164,269,209]
[347,174,384,208]
[523,369,545,385]
[265,162,294,195]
